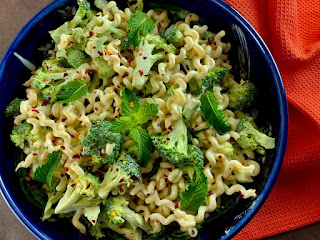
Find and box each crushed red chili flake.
[147,217,151,223]
[138,70,144,76]
[122,72,129,78]
[13,123,18,127]
[61,118,67,122]
[93,46,96,49]
[123,33,128,37]
[73,154,81,159]
[116,168,119,172]
[64,167,69,172]
[85,69,95,75]
[146,193,150,197]
[119,187,124,193]
[32,109,39,113]
[207,192,214,197]
[183,173,189,179]
[133,196,139,204]
[97,51,103,56]
[33,153,38,156]
[166,138,170,141]
[110,32,114,36]
[94,107,98,111]
[143,56,147,60]
[88,31,93,38]
[139,210,144,213]
[186,65,190,70]
[195,124,199,128]
[67,8,72,17]
[92,220,96,224]
[71,184,76,187]
[191,230,195,235]
[61,174,65,177]
[214,42,216,45]
[41,99,49,106]
[119,179,124,183]
[168,125,173,131]
[168,168,172,172]
[157,22,161,32]
[86,183,91,189]
[119,225,124,229]
[118,52,121,58]
[239,191,244,199]
[175,203,179,209]
[218,155,222,159]
[127,58,134,62]
[165,51,168,55]
[71,135,75,138]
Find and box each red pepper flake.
[110,32,114,36]
[195,124,199,128]
[138,70,144,76]
[60,174,65,177]
[130,175,139,181]
[174,203,179,209]
[218,155,222,159]
[147,217,151,223]
[191,230,195,235]
[139,210,144,214]
[207,38,213,46]
[144,74,149,77]
[122,72,128,78]
[166,138,170,141]
[166,181,170,187]
[239,191,244,199]
[214,42,216,45]
[88,31,93,38]
[93,46,96,49]
[119,225,124,229]
[31,71,37,75]
[41,99,49,106]
[165,51,168,55]
[32,109,39,113]
[168,168,172,172]
[133,196,139,204]
[143,56,147,60]
[94,107,98,111]
[138,53,143,56]
[97,51,103,56]
[146,193,150,197]
[33,153,38,156]
[73,154,81,159]
[92,220,96,224]
[71,135,75,138]
[119,179,124,183]
[64,167,69,172]
[61,118,67,122]
[183,173,189,179]
[61,146,66,150]
[207,192,214,197]
[119,187,124,193]
[71,183,76,187]
[118,52,121,58]
[67,8,72,17]
[127,58,134,62]
[86,183,91,189]
[157,22,161,32]
[13,123,18,127]
[116,168,119,172]
[186,65,190,70]
[85,69,95,75]
[168,125,173,131]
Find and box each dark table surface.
[0,0,319,239]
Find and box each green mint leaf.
[56,80,88,103]
[33,150,62,192]
[200,91,231,134]
[130,126,152,167]
[110,103,158,132]
[121,88,141,116]
[180,164,208,212]
[126,10,155,47]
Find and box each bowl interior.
[0,0,287,239]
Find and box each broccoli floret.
[78,0,90,10]
[105,196,151,232]
[5,98,25,117]
[217,141,234,158]
[227,79,257,110]
[182,97,200,125]
[188,66,228,95]
[202,31,214,41]
[160,26,183,45]
[41,79,66,102]
[55,172,102,214]
[42,191,64,220]
[98,151,141,198]
[236,117,275,155]
[74,27,88,46]
[10,122,39,149]
[151,117,204,165]
[65,49,90,68]
[132,34,176,90]
[89,195,151,239]
[82,120,122,165]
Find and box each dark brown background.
[0,0,319,239]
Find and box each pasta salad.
[5,0,275,239]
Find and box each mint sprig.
[130,126,152,167]
[33,150,62,192]
[180,165,208,212]
[120,87,141,116]
[56,80,88,103]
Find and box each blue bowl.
[0,0,288,239]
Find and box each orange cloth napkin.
[222,0,320,239]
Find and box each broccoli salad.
[5,0,275,239]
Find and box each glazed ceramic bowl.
[0,0,288,239]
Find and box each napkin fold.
[223,0,320,239]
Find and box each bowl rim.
[0,0,288,240]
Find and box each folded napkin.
[223,0,320,239]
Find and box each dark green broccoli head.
[188,66,228,95]
[236,117,275,154]
[77,0,90,10]
[66,49,90,68]
[151,118,204,165]
[228,80,256,110]
[160,26,183,44]
[82,120,122,165]
[5,98,25,117]
[10,122,38,149]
